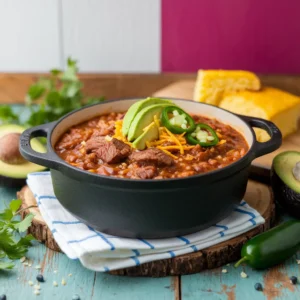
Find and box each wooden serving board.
[152,80,300,169]
[17,180,275,277]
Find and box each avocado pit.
[292,161,300,181]
[0,133,26,164]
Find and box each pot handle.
[19,121,59,169]
[238,115,282,158]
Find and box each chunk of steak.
[189,144,209,161]
[135,166,157,179]
[85,136,105,152]
[130,148,174,167]
[86,137,131,164]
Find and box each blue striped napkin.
[27,172,265,272]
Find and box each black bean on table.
[36,274,44,282]
[290,276,298,285]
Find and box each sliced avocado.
[122,97,172,136]
[132,122,159,150]
[127,103,169,142]
[0,124,47,187]
[271,151,300,218]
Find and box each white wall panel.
[0,0,61,72]
[62,0,161,73]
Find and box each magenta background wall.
[162,0,300,73]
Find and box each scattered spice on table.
[61,278,67,286]
[53,281,58,287]
[222,269,228,273]
[28,281,34,286]
[68,273,73,277]
[20,257,26,263]
[35,265,42,270]
[241,271,248,278]
[34,290,40,296]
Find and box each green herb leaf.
[60,58,78,82]
[27,84,46,101]
[37,78,53,90]
[50,69,62,76]
[26,109,48,127]
[0,228,25,260]
[17,234,35,247]
[0,261,15,270]
[9,200,22,214]
[46,91,61,107]
[0,199,35,270]
[0,208,13,222]
[1,57,104,128]
[0,106,19,124]
[14,214,34,233]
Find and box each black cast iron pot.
[19,99,282,238]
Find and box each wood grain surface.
[1,73,300,104]
[0,73,194,104]
[153,79,300,169]
[18,180,275,277]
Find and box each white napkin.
[27,172,265,272]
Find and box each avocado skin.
[271,165,300,219]
[0,174,26,188]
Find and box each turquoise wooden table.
[0,105,300,300]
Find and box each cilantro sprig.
[0,199,35,270]
[0,57,104,127]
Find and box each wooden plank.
[91,273,177,300]
[0,187,178,300]
[62,0,161,72]
[0,73,196,104]
[181,256,300,300]
[0,0,61,72]
[1,73,300,105]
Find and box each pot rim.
[51,98,255,181]
[20,97,282,188]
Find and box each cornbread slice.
[193,70,261,105]
[219,87,300,142]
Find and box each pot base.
[18,180,275,276]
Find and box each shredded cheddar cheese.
[156,147,179,159]
[218,139,227,145]
[113,118,198,159]
[163,127,184,154]
[113,120,133,146]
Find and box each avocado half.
[0,124,47,187]
[271,151,300,218]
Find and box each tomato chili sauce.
[55,112,249,179]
